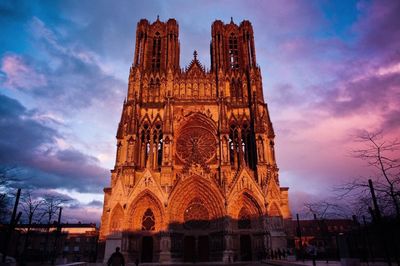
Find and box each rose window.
[176,126,216,164]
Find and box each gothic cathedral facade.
[100,18,291,263]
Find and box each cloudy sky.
[1,0,399,223]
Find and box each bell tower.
[211,18,256,72]
[134,17,180,72]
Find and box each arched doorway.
[141,236,153,262]
[140,208,156,262]
[240,235,252,261]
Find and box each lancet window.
[230,78,243,99]
[116,142,122,165]
[229,123,239,168]
[245,31,254,67]
[152,32,161,71]
[136,31,144,66]
[141,208,155,231]
[140,122,151,168]
[229,120,256,169]
[270,140,276,163]
[153,122,163,168]
[229,33,239,69]
[216,33,221,68]
[127,138,134,163]
[242,122,252,166]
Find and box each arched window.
[152,32,161,71]
[246,31,253,67]
[238,207,251,229]
[153,122,163,168]
[241,122,251,166]
[142,208,155,231]
[140,122,151,168]
[127,138,134,163]
[270,140,276,162]
[230,78,243,98]
[229,123,239,167]
[137,32,144,65]
[229,33,239,69]
[116,142,122,164]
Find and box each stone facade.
[100,17,291,263]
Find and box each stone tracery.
[142,208,156,231]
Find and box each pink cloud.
[1,54,47,90]
[62,204,102,224]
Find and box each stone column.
[104,232,123,263]
[159,232,172,263]
[222,216,234,263]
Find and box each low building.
[286,218,355,259]
[8,223,99,264]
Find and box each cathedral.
[100,17,291,263]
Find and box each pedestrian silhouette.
[107,247,125,266]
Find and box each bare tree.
[335,131,400,219]
[0,166,19,223]
[42,194,67,225]
[40,194,68,262]
[21,191,45,225]
[20,191,45,262]
[351,131,400,218]
[304,200,351,219]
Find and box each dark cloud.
[321,72,400,113]
[0,94,58,164]
[0,93,108,192]
[31,188,75,202]
[29,148,108,192]
[18,16,126,111]
[87,200,103,207]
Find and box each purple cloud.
[0,93,108,193]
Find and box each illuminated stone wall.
[100,17,291,263]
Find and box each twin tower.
[133,17,256,73]
[100,17,291,263]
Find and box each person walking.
[107,247,125,266]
